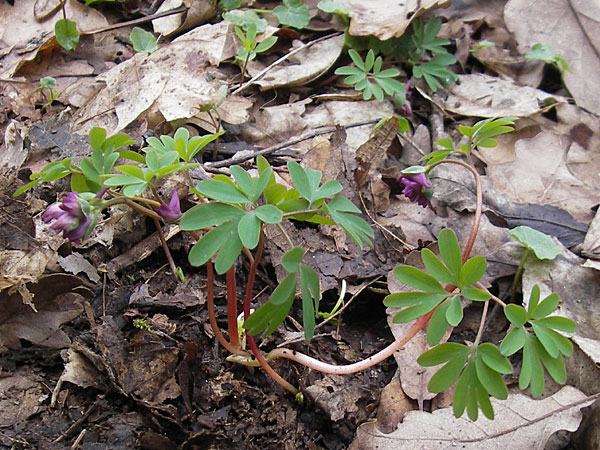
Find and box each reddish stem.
[206,260,247,356]
[226,266,239,348]
[246,333,299,395]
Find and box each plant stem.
[206,260,248,356]
[510,249,530,304]
[226,266,239,348]
[246,333,299,394]
[152,217,178,281]
[473,299,490,348]
[236,311,435,374]
[429,159,482,262]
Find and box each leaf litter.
[0,0,599,448]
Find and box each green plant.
[34,77,60,109]
[17,115,576,420]
[234,23,278,82]
[335,49,406,101]
[130,27,158,55]
[525,43,570,75]
[224,0,311,30]
[54,0,115,51]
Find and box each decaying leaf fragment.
[351,386,594,449]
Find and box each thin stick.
[204,120,378,169]
[232,32,342,95]
[82,6,187,36]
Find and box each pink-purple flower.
[155,190,181,222]
[42,192,94,243]
[397,172,432,208]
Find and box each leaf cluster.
[394,16,457,91]
[525,43,570,75]
[335,49,405,102]
[423,117,517,165]
[418,342,512,420]
[14,127,136,196]
[179,157,372,337]
[103,128,220,197]
[244,246,320,340]
[501,285,575,397]
[224,0,310,31]
[384,229,489,346]
[234,23,278,63]
[180,157,373,275]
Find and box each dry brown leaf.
[0,274,88,352]
[351,386,593,450]
[505,0,600,116]
[434,74,564,117]
[344,0,450,40]
[152,0,215,36]
[247,34,344,89]
[0,0,108,78]
[482,115,598,224]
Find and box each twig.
[358,192,414,251]
[232,32,343,95]
[82,7,187,36]
[204,120,379,169]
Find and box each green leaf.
[418,342,470,366]
[475,353,508,399]
[55,19,79,51]
[287,161,314,202]
[89,127,106,151]
[237,212,261,249]
[300,264,320,339]
[530,292,559,320]
[219,0,243,11]
[445,295,463,326]
[500,327,525,356]
[388,293,449,322]
[458,256,486,288]
[118,150,145,164]
[421,248,454,285]
[427,301,450,346]
[428,354,468,393]
[180,203,244,230]
[244,294,294,337]
[281,247,304,273]
[313,180,343,202]
[39,76,57,90]
[271,273,297,305]
[317,0,350,15]
[130,27,158,55]
[478,343,512,374]
[384,291,446,308]
[438,229,462,280]
[224,9,267,33]
[460,287,490,302]
[519,333,545,396]
[504,304,527,327]
[214,231,243,274]
[255,204,283,224]
[196,179,250,204]
[230,165,254,200]
[188,220,237,267]
[256,36,278,53]
[327,196,361,213]
[533,316,576,333]
[348,49,365,71]
[509,226,561,260]
[393,265,446,293]
[273,0,310,29]
[527,284,541,315]
[533,337,567,384]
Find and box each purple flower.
[155,190,181,222]
[397,172,432,208]
[42,192,94,243]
